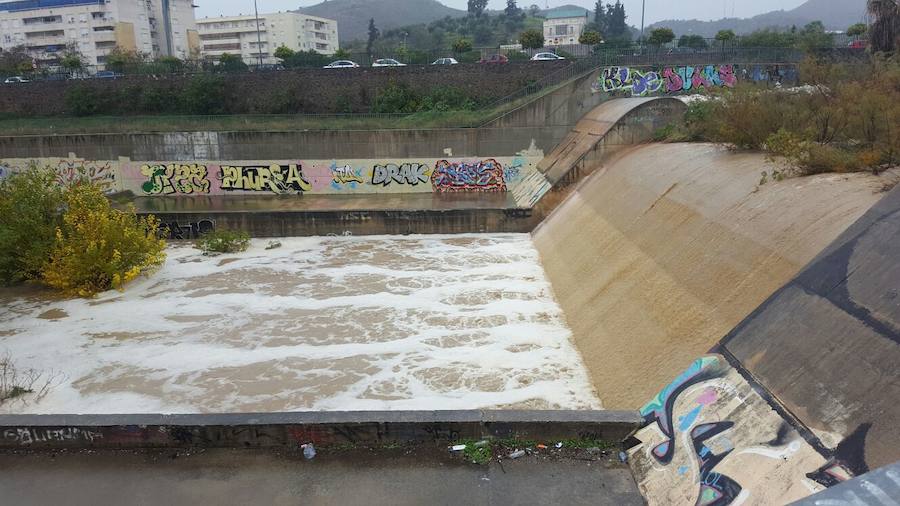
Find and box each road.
[0,445,643,505]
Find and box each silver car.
[3,76,30,83]
[323,60,360,68]
[431,57,459,65]
[530,52,565,61]
[372,58,407,67]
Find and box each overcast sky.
[195,0,810,25]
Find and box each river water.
[0,234,600,413]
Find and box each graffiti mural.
[371,163,430,186]
[220,164,311,194]
[141,163,211,195]
[594,65,739,96]
[432,159,507,192]
[55,159,118,193]
[331,164,365,186]
[631,354,836,505]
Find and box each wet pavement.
[0,446,643,505]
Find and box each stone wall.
[0,62,568,116]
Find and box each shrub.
[0,167,64,284]
[579,31,602,45]
[41,183,166,297]
[519,29,544,50]
[194,229,250,254]
[65,84,103,116]
[181,74,229,115]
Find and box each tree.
[846,23,868,37]
[797,21,834,51]
[274,45,296,60]
[519,28,545,49]
[678,34,708,50]
[528,4,540,17]
[648,28,675,46]
[0,46,32,76]
[579,31,603,45]
[867,0,899,52]
[452,38,473,53]
[105,47,143,73]
[505,0,521,17]
[216,53,248,73]
[367,18,380,56]
[593,1,608,35]
[468,0,488,17]
[333,48,352,59]
[715,29,736,43]
[605,1,631,42]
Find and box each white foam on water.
[0,234,601,414]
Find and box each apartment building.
[543,9,589,46]
[0,0,199,67]
[197,12,338,63]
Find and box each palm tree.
[867,0,900,52]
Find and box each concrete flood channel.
[2,95,899,504]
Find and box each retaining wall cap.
[0,410,641,427]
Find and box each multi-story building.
[0,0,199,68]
[197,12,338,63]
[543,9,589,46]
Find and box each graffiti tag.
[4,427,103,445]
[141,163,210,195]
[595,65,738,96]
[432,159,507,192]
[220,164,311,194]
[160,219,215,240]
[372,163,429,186]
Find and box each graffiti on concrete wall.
[331,164,365,189]
[371,163,430,186]
[594,65,739,96]
[141,163,211,195]
[3,427,103,445]
[159,219,215,240]
[432,159,507,192]
[219,164,311,194]
[55,159,117,193]
[631,354,840,505]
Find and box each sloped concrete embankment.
[533,143,893,409]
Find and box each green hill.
[297,0,467,43]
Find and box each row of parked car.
[323,53,566,68]
[3,70,123,84]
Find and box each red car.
[479,54,509,64]
[848,40,867,49]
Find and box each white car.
[372,58,406,67]
[431,57,459,65]
[323,60,360,69]
[530,52,565,61]
[3,76,30,83]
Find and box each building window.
[555,25,568,36]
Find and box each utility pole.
[640,0,646,43]
[254,0,263,67]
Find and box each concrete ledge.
[0,410,641,449]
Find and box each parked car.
[479,54,509,64]
[94,70,123,79]
[372,58,406,67]
[848,40,867,49]
[323,60,360,68]
[431,57,459,65]
[3,76,29,84]
[250,63,285,72]
[531,52,565,61]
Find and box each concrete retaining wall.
[0,410,640,449]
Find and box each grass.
[0,75,571,135]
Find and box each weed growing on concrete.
[194,230,250,254]
[0,351,62,406]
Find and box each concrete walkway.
[0,446,642,506]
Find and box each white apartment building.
[0,0,199,67]
[197,12,338,63]
[543,9,589,46]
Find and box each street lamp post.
[254,0,263,68]
[640,0,646,43]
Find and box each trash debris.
[474,440,490,448]
[536,444,547,450]
[450,444,467,452]
[265,241,282,250]
[555,442,563,449]
[508,450,526,459]
[587,447,601,455]
[618,451,628,463]
[301,443,316,460]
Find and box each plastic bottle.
[302,443,316,460]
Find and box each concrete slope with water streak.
[533,142,898,409]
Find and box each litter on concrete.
[450,444,467,452]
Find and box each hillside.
[647,0,868,37]
[297,0,466,43]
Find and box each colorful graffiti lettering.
[332,164,365,185]
[431,159,507,192]
[597,65,738,96]
[371,163,429,186]
[220,164,310,194]
[633,354,859,505]
[141,163,211,195]
[55,160,117,193]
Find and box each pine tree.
[366,18,379,56]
